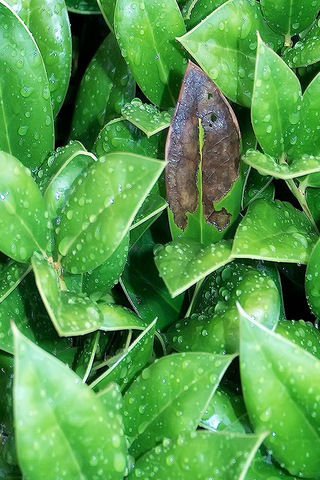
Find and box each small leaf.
[0,260,30,303]
[14,327,127,480]
[57,152,165,273]
[71,32,135,149]
[114,0,187,108]
[0,3,54,170]
[0,151,48,262]
[127,430,266,480]
[65,0,100,13]
[154,238,233,297]
[166,61,241,235]
[240,314,320,477]
[99,304,148,332]
[123,352,233,458]
[306,238,320,317]
[232,199,317,264]
[121,98,174,137]
[251,36,302,159]
[32,252,103,336]
[178,0,283,107]
[283,22,320,68]
[260,0,320,37]
[184,0,226,30]
[276,319,320,360]
[242,167,275,209]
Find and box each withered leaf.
[165,61,241,231]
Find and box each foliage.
[2,0,320,478]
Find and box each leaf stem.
[284,33,292,47]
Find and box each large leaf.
[232,199,317,264]
[154,238,233,297]
[7,0,72,117]
[240,314,320,477]
[0,151,48,262]
[71,32,135,149]
[57,152,165,273]
[260,0,320,37]
[13,327,127,480]
[251,36,302,159]
[128,430,267,480]
[178,0,283,107]
[0,2,54,170]
[123,352,233,458]
[166,61,241,242]
[114,0,187,108]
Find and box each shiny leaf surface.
[121,98,173,137]
[283,22,320,68]
[306,238,320,318]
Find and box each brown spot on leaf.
[165,61,241,231]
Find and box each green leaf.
[65,0,100,13]
[57,152,165,274]
[246,451,301,480]
[99,303,148,332]
[251,36,302,159]
[0,2,54,170]
[232,199,317,264]
[260,0,320,37]
[154,238,233,297]
[38,140,97,222]
[178,0,283,107]
[91,319,156,393]
[7,0,72,117]
[243,148,320,179]
[183,0,226,30]
[0,151,48,262]
[283,22,320,68]
[121,229,184,330]
[93,118,159,158]
[123,352,233,458]
[71,32,135,149]
[127,430,266,480]
[306,238,320,317]
[121,99,173,137]
[276,319,320,360]
[114,0,187,108]
[240,314,320,477]
[242,167,274,209]
[167,261,280,354]
[31,252,103,336]
[0,260,30,303]
[97,0,116,30]
[13,327,127,480]
[74,332,100,381]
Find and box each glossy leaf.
[240,314,320,477]
[32,252,103,336]
[183,0,226,30]
[0,151,48,262]
[306,238,320,317]
[130,193,167,231]
[93,118,158,158]
[246,452,301,480]
[251,36,302,159]
[7,0,72,117]
[121,229,184,330]
[14,327,127,480]
[65,0,100,13]
[74,332,99,381]
[0,2,54,170]
[57,152,165,273]
[121,98,173,137]
[123,352,233,458]
[71,32,135,149]
[178,0,283,107]
[38,140,96,221]
[283,22,320,68]
[114,0,187,108]
[166,61,241,238]
[99,303,147,332]
[276,319,320,360]
[260,0,320,37]
[0,288,31,354]
[0,260,30,303]
[154,238,233,297]
[91,319,156,393]
[97,0,116,30]
[232,199,317,264]
[242,167,274,209]
[167,261,280,354]
[128,430,266,480]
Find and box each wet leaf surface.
[306,238,320,318]
[166,61,241,236]
[276,319,320,360]
[121,98,173,137]
[283,22,320,68]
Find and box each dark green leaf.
[123,352,233,458]
[65,0,100,13]
[74,332,100,381]
[114,0,187,108]
[57,152,165,273]
[154,238,233,297]
[14,327,127,480]
[242,167,275,209]
[97,0,116,30]
[71,32,135,149]
[128,430,266,480]
[240,314,320,477]
[0,2,54,170]
[306,238,320,317]
[121,98,173,137]
[0,261,30,303]
[232,199,317,264]
[283,22,320,68]
[7,0,72,117]
[0,151,48,262]
[178,0,283,107]
[183,0,226,30]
